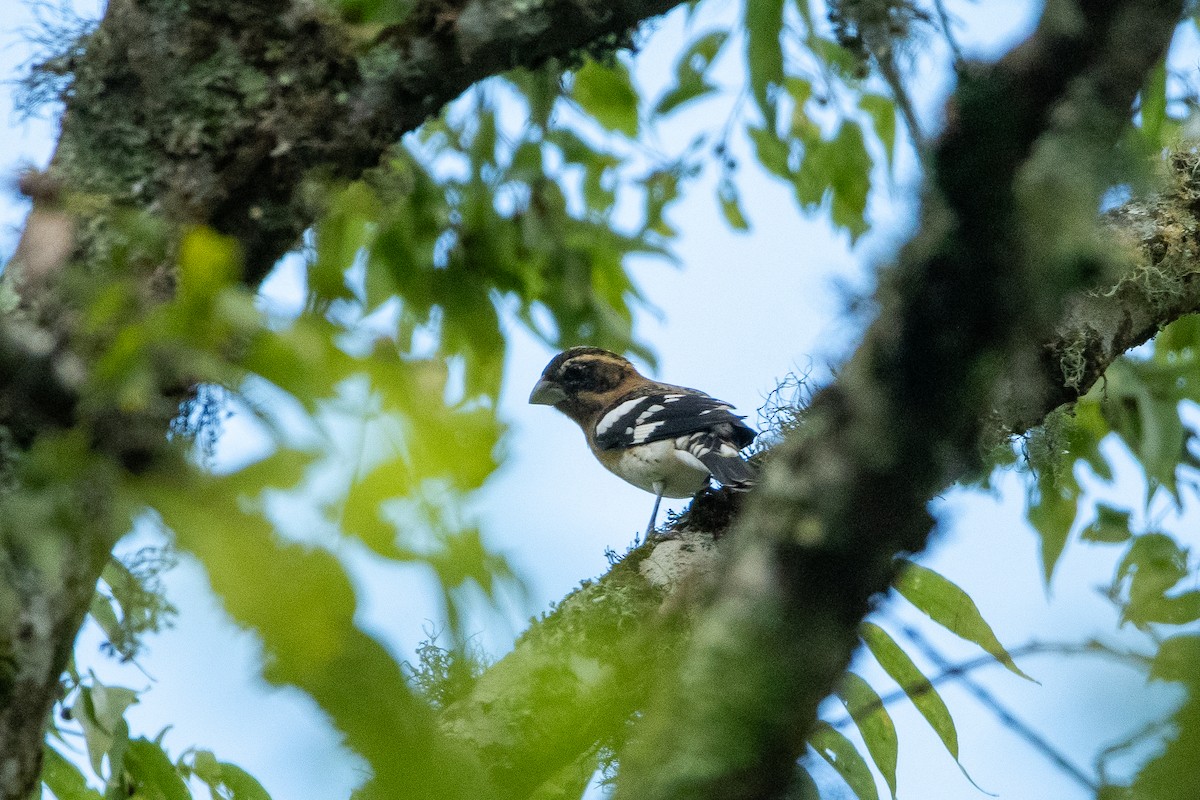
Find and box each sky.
[3,1,1198,799]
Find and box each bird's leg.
[644,482,665,543]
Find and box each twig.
[892,621,1100,794]
[827,637,1150,728]
[932,0,965,72]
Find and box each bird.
[529,346,757,540]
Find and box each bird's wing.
[593,392,756,451]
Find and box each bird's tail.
[690,432,757,488]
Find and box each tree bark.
[615,2,1186,798]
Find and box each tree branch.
[50,0,683,286]
[613,3,1184,798]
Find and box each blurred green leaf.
[859,93,897,168]
[1139,59,1168,149]
[1103,358,1187,499]
[718,178,751,231]
[1129,677,1200,798]
[836,673,898,799]
[122,738,190,800]
[89,592,123,648]
[1117,533,1200,626]
[1064,400,1114,481]
[817,121,873,240]
[748,126,791,179]
[145,463,487,799]
[42,744,103,800]
[895,562,1034,681]
[188,750,274,800]
[745,0,785,117]
[573,60,639,138]
[73,682,137,775]
[1082,503,1133,544]
[1027,462,1079,585]
[861,622,959,760]
[1154,314,1200,359]
[336,0,412,25]
[341,456,411,558]
[217,762,274,800]
[653,31,728,117]
[810,721,880,800]
[178,226,241,304]
[1150,635,1200,682]
[313,181,379,302]
[785,77,816,141]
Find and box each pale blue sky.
[3,2,1197,799]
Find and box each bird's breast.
[610,438,711,497]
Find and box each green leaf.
[861,622,959,759]
[1150,635,1200,682]
[572,60,639,138]
[653,31,728,116]
[836,673,898,799]
[859,93,897,168]
[122,738,190,800]
[337,0,413,25]
[341,456,409,558]
[177,227,241,304]
[1139,58,1168,149]
[1133,591,1200,625]
[895,562,1034,681]
[745,0,785,117]
[748,126,791,179]
[1116,533,1199,626]
[785,77,818,143]
[189,752,274,800]
[717,178,751,231]
[1082,503,1133,544]
[653,78,717,117]
[642,169,680,238]
[1103,358,1187,499]
[823,121,873,240]
[810,721,880,800]
[89,593,123,647]
[73,682,137,775]
[216,762,274,800]
[1064,400,1114,481]
[42,744,103,800]
[313,181,379,302]
[1154,314,1200,359]
[1027,462,1080,584]
[146,471,487,799]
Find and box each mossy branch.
[612,3,1185,798]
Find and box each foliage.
[8,1,1200,800]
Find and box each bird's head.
[529,347,639,424]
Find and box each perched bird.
[529,346,756,539]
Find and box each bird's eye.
[561,361,590,385]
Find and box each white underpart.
[610,437,711,498]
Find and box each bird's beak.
[529,379,567,405]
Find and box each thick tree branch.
[52,0,682,286]
[614,3,1184,799]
